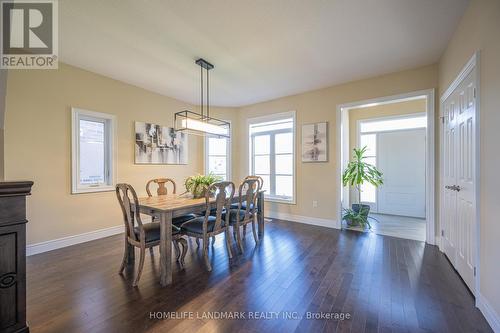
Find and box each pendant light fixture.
[174,58,230,138]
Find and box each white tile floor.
[345,213,426,242]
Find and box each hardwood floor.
[26,219,492,333]
[370,213,426,242]
[345,213,427,242]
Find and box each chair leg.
[235,225,244,254]
[203,236,212,271]
[196,237,200,247]
[243,225,247,239]
[149,247,154,255]
[133,245,146,287]
[211,236,216,246]
[119,237,128,274]
[251,220,259,244]
[178,238,188,268]
[225,228,233,259]
[173,240,180,260]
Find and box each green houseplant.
[342,146,383,228]
[184,173,222,199]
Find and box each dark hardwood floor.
[26,219,492,333]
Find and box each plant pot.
[345,218,360,227]
[352,204,371,216]
[192,189,207,199]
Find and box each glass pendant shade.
[174,110,230,138]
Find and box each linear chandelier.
[174,58,230,138]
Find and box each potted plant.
[184,173,222,199]
[342,146,383,228]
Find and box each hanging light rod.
[174,58,230,138]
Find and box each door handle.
[445,185,461,192]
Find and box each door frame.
[336,89,436,245]
[439,51,481,297]
[356,113,427,216]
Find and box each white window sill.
[72,185,115,194]
[265,197,296,205]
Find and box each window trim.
[247,111,296,204]
[204,120,232,180]
[71,107,116,194]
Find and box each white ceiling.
[60,0,469,107]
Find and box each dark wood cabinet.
[0,181,33,333]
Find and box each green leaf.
[341,146,384,204]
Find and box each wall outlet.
[312,200,318,208]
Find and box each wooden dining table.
[132,191,265,286]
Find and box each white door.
[377,129,426,218]
[442,69,476,293]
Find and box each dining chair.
[146,178,176,196]
[180,181,235,271]
[146,178,197,227]
[230,176,263,239]
[230,175,263,210]
[227,177,260,253]
[116,183,188,287]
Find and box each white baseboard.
[478,293,500,333]
[435,236,441,249]
[27,225,123,256]
[266,211,338,229]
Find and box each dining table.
[131,191,265,286]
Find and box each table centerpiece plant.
[184,173,222,199]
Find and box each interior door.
[377,129,426,218]
[442,69,476,294]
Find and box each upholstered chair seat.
[133,223,181,243]
[180,216,225,234]
[172,214,198,227]
[230,201,254,210]
[222,209,247,224]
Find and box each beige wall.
[4,63,211,244]
[348,99,427,203]
[235,64,438,222]
[438,0,500,319]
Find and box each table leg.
[159,211,173,286]
[258,192,264,237]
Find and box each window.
[357,113,426,204]
[205,133,231,180]
[360,114,426,133]
[71,108,116,194]
[249,112,295,203]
